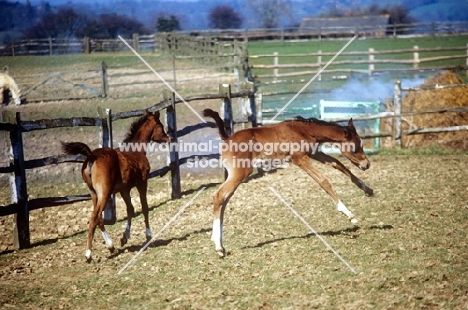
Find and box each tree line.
[0,0,416,43]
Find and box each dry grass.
[402,71,468,150]
[0,154,467,309]
[1,53,468,309]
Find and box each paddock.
[0,154,467,308]
[1,35,468,308]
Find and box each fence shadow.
[107,227,212,260]
[241,226,366,251]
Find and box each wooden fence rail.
[297,82,468,147]
[0,21,468,56]
[1,79,465,250]
[250,44,468,80]
[189,21,468,41]
[0,83,255,250]
[15,56,240,103]
[3,21,467,56]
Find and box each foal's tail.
[202,109,229,140]
[61,141,95,161]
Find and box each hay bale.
[402,71,468,150]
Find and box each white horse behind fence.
[0,72,21,105]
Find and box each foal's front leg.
[292,154,358,223]
[136,182,152,242]
[120,189,135,246]
[311,151,373,196]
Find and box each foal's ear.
[153,110,160,119]
[344,118,356,139]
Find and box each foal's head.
[340,119,370,171]
[124,110,170,144]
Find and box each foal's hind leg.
[137,182,152,242]
[292,154,358,223]
[311,151,374,196]
[212,166,252,257]
[119,189,135,246]
[85,191,99,261]
[86,191,114,262]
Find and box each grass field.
[247,35,468,122]
[248,35,468,72]
[0,36,468,309]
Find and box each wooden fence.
[1,77,466,250]
[2,21,467,56]
[249,44,468,81]
[13,61,108,103]
[12,56,239,104]
[313,81,468,148]
[0,34,152,56]
[155,33,248,78]
[0,83,255,250]
[188,21,468,41]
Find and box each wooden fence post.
[393,80,402,149]
[2,110,30,249]
[172,53,177,90]
[273,52,279,83]
[413,45,419,70]
[49,37,53,56]
[317,50,322,81]
[83,37,90,54]
[240,81,257,127]
[220,84,233,180]
[101,61,108,98]
[163,90,181,199]
[219,84,233,136]
[98,107,116,225]
[132,33,140,52]
[255,92,263,125]
[369,48,375,74]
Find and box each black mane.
[294,116,343,127]
[123,113,150,143]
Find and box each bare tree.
[23,8,84,39]
[250,0,292,29]
[156,15,181,32]
[208,5,243,29]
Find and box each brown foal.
[203,108,373,257]
[62,110,170,262]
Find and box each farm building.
[299,15,391,37]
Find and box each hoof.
[350,218,358,224]
[216,248,226,258]
[85,250,92,263]
[365,188,374,197]
[120,237,128,247]
[108,245,115,253]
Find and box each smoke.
[328,78,392,103]
[325,74,430,103]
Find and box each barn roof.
[300,15,391,33]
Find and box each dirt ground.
[1,59,467,308]
[0,153,468,309]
